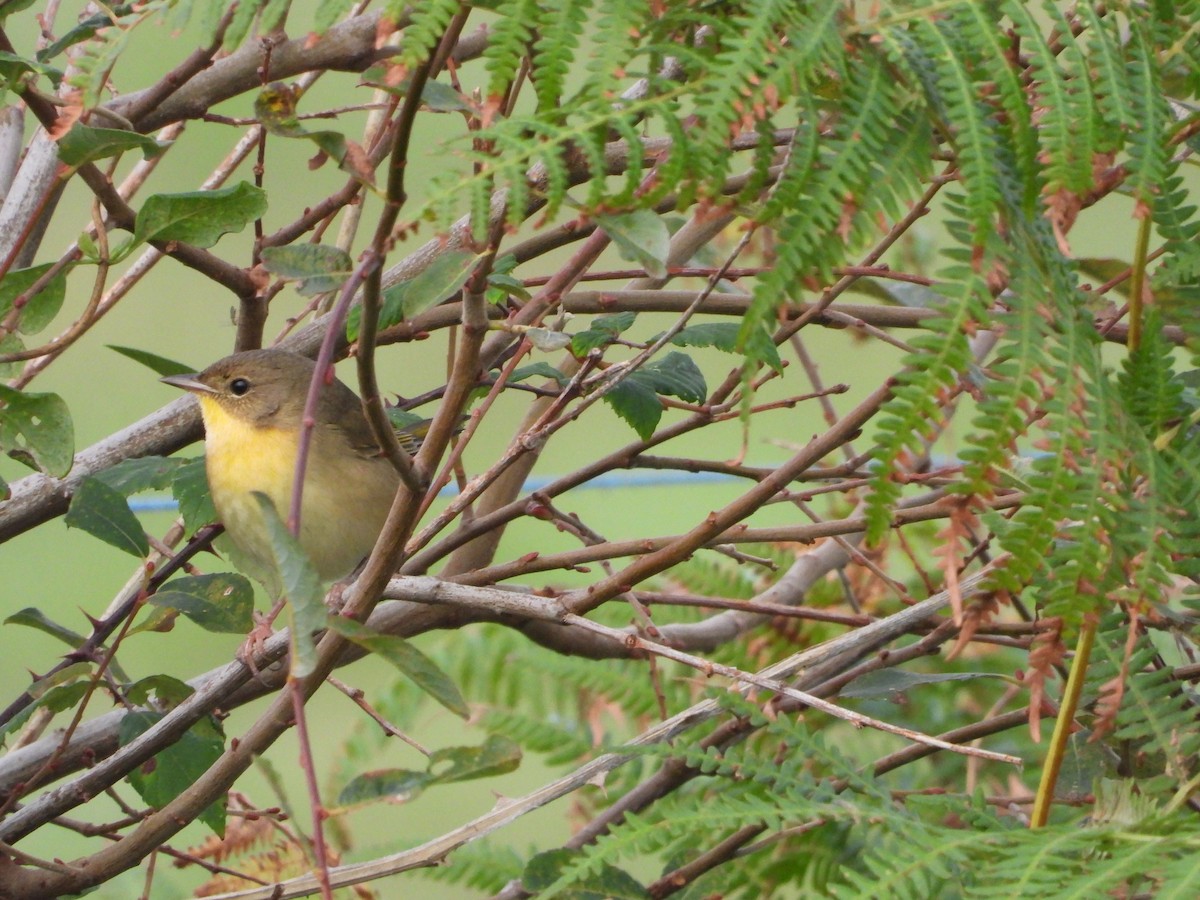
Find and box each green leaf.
[135,182,268,249]
[0,384,74,476]
[5,608,86,647]
[0,3,40,27]
[485,254,528,304]
[347,250,481,340]
[0,49,61,90]
[486,271,530,303]
[108,344,195,377]
[150,573,254,634]
[419,79,469,112]
[28,661,94,697]
[0,333,23,380]
[65,476,149,557]
[595,209,670,279]
[363,72,470,112]
[172,457,216,532]
[399,250,481,319]
[523,849,649,898]
[668,322,783,372]
[252,492,327,677]
[840,669,1009,699]
[334,735,520,808]
[509,362,570,385]
[571,311,638,355]
[254,82,376,184]
[0,263,68,335]
[35,6,125,62]
[427,734,521,783]
[329,617,469,718]
[604,378,662,440]
[121,712,226,835]
[94,456,187,495]
[634,351,707,403]
[337,768,433,806]
[0,682,89,743]
[260,244,354,297]
[124,674,194,708]
[851,278,949,309]
[57,124,167,166]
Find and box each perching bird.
[162,349,406,588]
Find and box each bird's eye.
[229,377,251,396]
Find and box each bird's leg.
[326,558,370,613]
[238,598,287,674]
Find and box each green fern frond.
[1006,1,1094,197]
[531,0,588,111]
[1124,22,1173,212]
[429,840,526,893]
[866,251,989,541]
[911,14,1005,244]
[397,0,462,67]
[1087,616,1200,785]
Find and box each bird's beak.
[160,373,216,394]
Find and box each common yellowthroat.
[162,349,402,587]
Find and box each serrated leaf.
[634,351,707,403]
[135,182,267,249]
[742,325,784,373]
[65,476,149,557]
[329,617,468,718]
[172,457,216,532]
[428,734,521,783]
[57,124,167,166]
[604,378,662,440]
[595,209,670,279]
[523,849,649,898]
[337,768,432,806]
[0,263,68,335]
[5,607,87,647]
[124,674,194,708]
[668,322,783,372]
[260,244,354,297]
[150,573,254,634]
[571,312,638,355]
[94,456,187,495]
[667,322,740,352]
[252,493,326,677]
[0,384,73,475]
[121,712,226,835]
[108,344,195,377]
